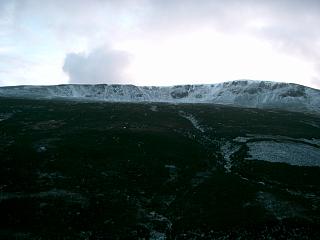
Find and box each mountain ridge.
[0,80,319,113]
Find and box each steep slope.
[0,80,319,113]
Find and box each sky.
[0,0,320,89]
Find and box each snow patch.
[234,134,320,147]
[256,191,305,220]
[220,141,241,172]
[0,189,88,206]
[0,113,13,122]
[246,141,320,167]
[150,105,158,112]
[179,111,205,132]
[150,231,166,240]
[147,211,172,239]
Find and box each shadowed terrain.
[0,97,319,239]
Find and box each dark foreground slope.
[0,98,319,239]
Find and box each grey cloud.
[8,1,320,59]
[5,1,320,45]
[135,1,320,75]
[5,0,146,46]
[145,0,320,38]
[1,0,320,87]
[63,47,131,84]
[145,0,320,86]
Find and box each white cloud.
[123,29,316,86]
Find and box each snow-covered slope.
[0,80,319,113]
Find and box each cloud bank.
[0,0,320,88]
[63,47,131,84]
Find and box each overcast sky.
[0,0,319,88]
